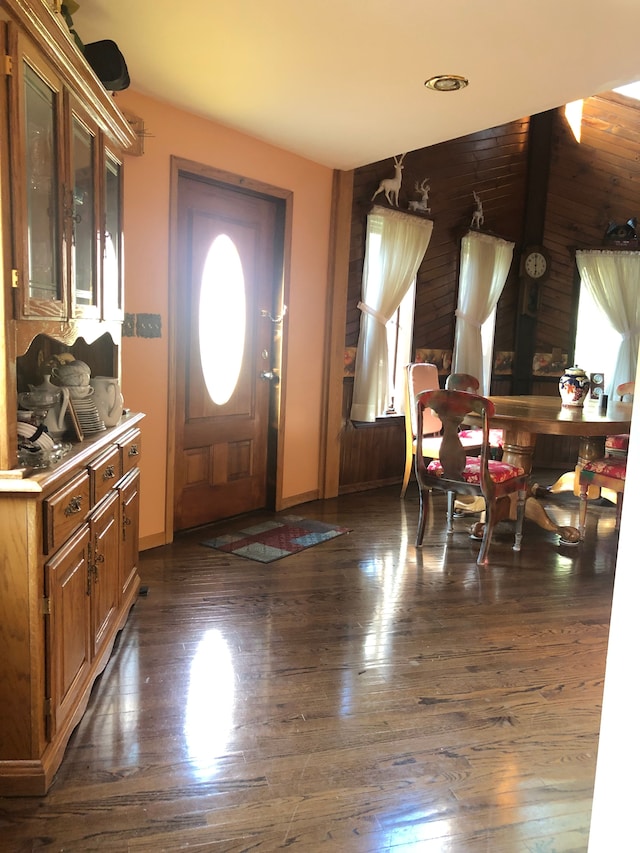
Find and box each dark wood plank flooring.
[0,476,617,851]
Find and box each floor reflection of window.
[185,629,235,780]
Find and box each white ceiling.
[75,0,640,170]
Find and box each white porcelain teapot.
[90,376,124,427]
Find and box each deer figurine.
[471,191,484,229]
[371,154,405,207]
[408,178,431,213]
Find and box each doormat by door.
[201,515,350,564]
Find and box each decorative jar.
[559,366,590,408]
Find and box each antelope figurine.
[371,153,405,207]
[408,178,431,213]
[471,191,484,229]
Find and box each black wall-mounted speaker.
[84,40,130,91]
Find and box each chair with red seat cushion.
[604,381,634,458]
[401,363,483,498]
[445,372,504,453]
[414,388,528,566]
[578,456,626,538]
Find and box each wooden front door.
[173,173,282,531]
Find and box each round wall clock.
[522,246,551,281]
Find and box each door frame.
[166,156,292,541]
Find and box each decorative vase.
[559,366,590,408]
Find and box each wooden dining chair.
[604,380,635,458]
[578,456,626,538]
[414,389,528,566]
[400,364,483,498]
[445,372,505,454]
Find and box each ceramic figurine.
[408,178,431,213]
[559,365,590,407]
[371,153,405,207]
[471,191,484,229]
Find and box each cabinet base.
[0,573,140,797]
[0,760,50,797]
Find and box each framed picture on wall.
[494,352,514,375]
[532,351,568,377]
[344,347,356,377]
[415,348,452,375]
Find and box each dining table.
[464,394,633,544]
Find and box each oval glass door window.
[199,234,246,405]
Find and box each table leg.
[530,435,606,501]
[473,428,581,544]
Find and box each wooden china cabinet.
[0,0,143,795]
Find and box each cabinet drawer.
[43,470,91,555]
[89,445,122,505]
[119,428,142,476]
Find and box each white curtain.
[350,206,433,422]
[575,249,640,395]
[452,230,514,394]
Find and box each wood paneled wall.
[539,94,640,354]
[341,93,640,491]
[346,119,529,354]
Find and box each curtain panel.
[350,206,433,422]
[452,230,514,394]
[575,249,640,395]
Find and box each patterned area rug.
[201,515,350,563]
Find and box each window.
[480,308,497,393]
[350,208,433,423]
[199,234,246,405]
[453,230,514,394]
[358,223,415,415]
[386,281,415,414]
[574,249,640,397]
[574,279,622,396]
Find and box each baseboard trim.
[140,531,169,552]
[276,489,320,511]
[339,477,400,495]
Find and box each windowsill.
[350,413,404,429]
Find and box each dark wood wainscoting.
[339,379,404,493]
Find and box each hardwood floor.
[0,477,617,852]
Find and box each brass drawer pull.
[64,496,83,516]
[128,444,139,457]
[102,465,116,481]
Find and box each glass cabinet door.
[23,60,63,312]
[70,107,98,317]
[103,150,123,319]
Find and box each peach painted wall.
[112,90,334,545]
